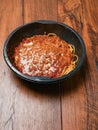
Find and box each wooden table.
[0,0,98,130]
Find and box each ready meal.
[14,33,78,78]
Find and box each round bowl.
[3,20,86,84]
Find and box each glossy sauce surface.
[14,35,73,78]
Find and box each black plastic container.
[3,20,86,84]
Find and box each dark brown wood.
[58,0,98,130]
[0,0,98,130]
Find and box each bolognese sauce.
[14,34,78,78]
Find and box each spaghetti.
[14,33,78,78]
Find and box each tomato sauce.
[14,35,73,78]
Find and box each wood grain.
[58,0,98,130]
[0,0,23,129]
[0,0,61,130]
[81,0,98,129]
[0,0,98,130]
[23,0,57,22]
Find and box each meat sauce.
[14,34,73,78]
